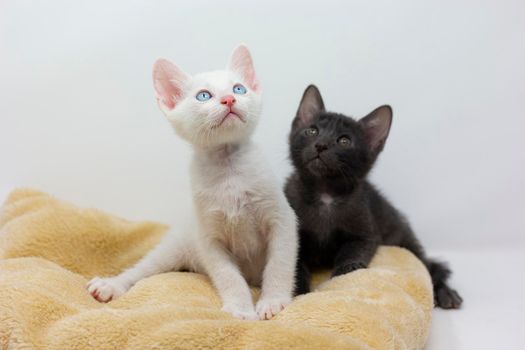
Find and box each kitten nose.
[315,143,328,153]
[221,95,236,107]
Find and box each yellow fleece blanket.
[0,189,432,350]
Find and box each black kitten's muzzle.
[314,143,329,153]
[306,155,331,176]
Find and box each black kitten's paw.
[332,261,367,277]
[294,283,310,296]
[434,284,463,309]
[294,262,311,296]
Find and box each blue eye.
[233,84,247,95]
[196,90,212,101]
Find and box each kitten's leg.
[293,260,311,296]
[87,231,194,302]
[256,210,298,320]
[425,259,463,309]
[199,240,258,320]
[400,235,463,309]
[332,237,379,277]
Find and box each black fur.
[286,85,462,309]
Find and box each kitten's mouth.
[307,155,330,174]
[309,155,327,165]
[217,109,246,127]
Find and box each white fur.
[87,45,298,321]
[320,193,334,206]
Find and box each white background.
[1,1,524,349]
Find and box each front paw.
[256,296,291,320]
[332,261,367,277]
[434,284,463,309]
[294,282,310,296]
[86,276,128,302]
[221,304,259,321]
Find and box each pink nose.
[220,95,236,107]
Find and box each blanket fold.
[0,189,432,350]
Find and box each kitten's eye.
[305,127,318,136]
[338,136,351,146]
[233,84,247,95]
[196,90,212,101]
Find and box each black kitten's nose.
[315,143,328,153]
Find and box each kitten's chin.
[216,112,245,128]
[306,158,331,177]
[193,123,256,149]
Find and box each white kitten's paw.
[86,276,128,302]
[221,304,259,321]
[256,296,291,320]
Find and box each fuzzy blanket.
[0,189,433,350]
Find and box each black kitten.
[285,85,462,309]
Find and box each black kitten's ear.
[293,85,325,129]
[359,105,393,152]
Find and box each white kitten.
[87,45,298,321]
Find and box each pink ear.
[153,58,189,110]
[228,45,259,92]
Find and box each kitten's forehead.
[317,112,359,133]
[191,70,240,91]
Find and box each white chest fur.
[320,193,334,206]
[192,144,260,219]
[191,143,272,280]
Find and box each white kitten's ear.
[228,44,259,92]
[153,58,189,112]
[359,105,393,152]
[293,85,325,129]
